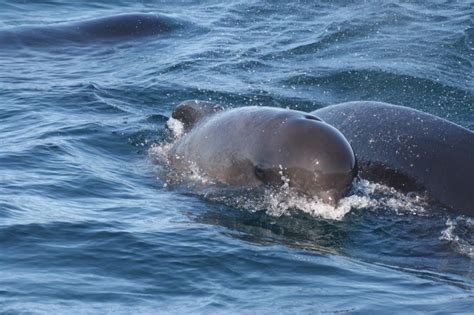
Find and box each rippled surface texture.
[1,1,473,313]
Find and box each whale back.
[312,101,474,216]
[0,13,179,48]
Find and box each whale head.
[254,113,357,205]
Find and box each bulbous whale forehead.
[256,113,357,203]
[262,114,356,174]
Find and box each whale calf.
[312,101,474,216]
[168,100,358,205]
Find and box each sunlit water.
[0,1,473,313]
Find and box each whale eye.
[255,165,266,181]
[305,115,322,121]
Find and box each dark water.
[1,1,473,313]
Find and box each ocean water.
[0,1,473,313]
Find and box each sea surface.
[0,1,473,313]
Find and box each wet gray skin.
[312,101,474,216]
[169,101,357,205]
[0,13,178,47]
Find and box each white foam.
[148,117,184,165]
[439,217,474,259]
[350,179,429,216]
[166,116,185,139]
[148,142,172,165]
[185,161,216,185]
[262,189,356,220]
[198,180,375,221]
[149,118,215,188]
[243,166,357,220]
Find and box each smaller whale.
[312,101,474,216]
[0,13,178,48]
[168,100,358,205]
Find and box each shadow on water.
[194,206,349,254]
[192,199,474,285]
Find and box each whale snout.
[314,170,356,206]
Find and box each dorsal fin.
[172,100,223,131]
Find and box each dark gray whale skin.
[0,13,176,47]
[169,100,357,205]
[312,101,474,216]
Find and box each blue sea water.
[0,0,473,313]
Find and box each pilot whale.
[0,13,178,47]
[167,100,358,205]
[312,101,474,216]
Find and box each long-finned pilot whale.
[312,101,474,216]
[168,100,358,205]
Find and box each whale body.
[168,100,358,205]
[312,101,474,216]
[0,13,178,47]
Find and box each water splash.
[166,116,185,139]
[350,180,430,216]
[209,179,429,221]
[440,217,474,259]
[149,118,217,188]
